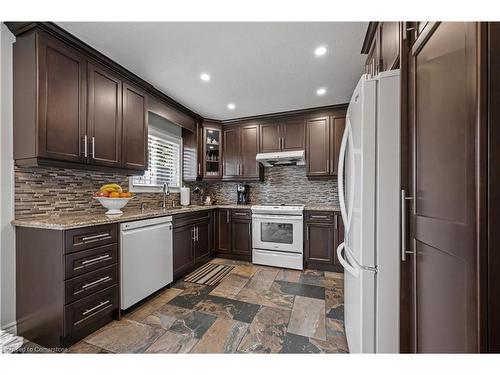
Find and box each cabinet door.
[87,62,122,168]
[330,115,346,175]
[37,34,87,163]
[305,223,334,264]
[231,220,252,257]
[282,118,305,151]
[173,224,194,278]
[194,219,211,261]
[122,83,148,170]
[202,125,222,179]
[222,127,240,178]
[182,125,199,182]
[240,125,261,179]
[306,116,331,177]
[259,122,281,152]
[380,22,400,71]
[215,209,231,254]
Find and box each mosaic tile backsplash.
[14,166,180,218]
[186,165,338,206]
[15,165,338,219]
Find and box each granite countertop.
[12,203,339,230]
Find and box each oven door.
[252,214,303,253]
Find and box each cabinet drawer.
[231,209,251,220]
[64,285,118,336]
[65,224,117,254]
[305,211,335,223]
[174,210,212,228]
[65,264,118,304]
[65,243,118,279]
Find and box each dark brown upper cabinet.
[14,30,87,164]
[13,29,147,173]
[122,83,148,170]
[259,122,281,153]
[306,112,346,178]
[240,125,261,179]
[259,119,305,153]
[202,122,223,179]
[380,22,401,71]
[182,121,202,182]
[87,62,122,168]
[223,125,263,181]
[222,127,240,178]
[362,22,401,75]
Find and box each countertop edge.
[12,204,340,230]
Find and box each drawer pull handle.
[80,254,111,266]
[233,213,248,216]
[82,276,111,290]
[311,215,328,219]
[82,300,110,316]
[81,233,112,242]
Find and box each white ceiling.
[57,22,367,120]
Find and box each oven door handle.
[251,214,303,221]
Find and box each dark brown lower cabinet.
[16,224,120,348]
[214,208,252,261]
[215,208,231,254]
[304,211,344,272]
[231,220,252,258]
[172,211,213,280]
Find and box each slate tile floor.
[68,258,348,354]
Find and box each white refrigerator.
[336,70,400,353]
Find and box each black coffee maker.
[237,184,249,205]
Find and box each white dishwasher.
[120,216,173,310]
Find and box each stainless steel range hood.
[255,150,306,167]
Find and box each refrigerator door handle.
[338,116,355,234]
[337,118,349,229]
[336,242,359,277]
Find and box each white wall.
[0,23,16,334]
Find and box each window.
[130,126,182,192]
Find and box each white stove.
[251,204,304,270]
[251,204,305,215]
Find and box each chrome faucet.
[162,182,169,209]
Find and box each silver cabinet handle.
[233,212,248,217]
[191,227,196,241]
[82,300,110,316]
[226,210,230,223]
[306,226,309,241]
[198,163,201,175]
[82,135,88,157]
[311,215,328,219]
[326,159,329,172]
[196,227,199,241]
[81,233,111,242]
[81,254,111,266]
[82,276,111,290]
[401,189,414,261]
[91,136,96,158]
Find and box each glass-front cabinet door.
[202,125,222,179]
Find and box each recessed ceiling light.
[227,103,236,110]
[200,73,211,82]
[314,46,327,57]
[316,87,327,96]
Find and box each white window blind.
[131,127,182,190]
